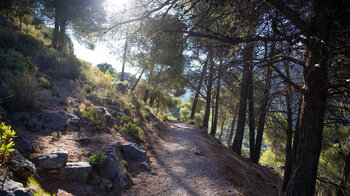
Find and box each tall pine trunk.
[285,41,328,196]
[282,64,293,191]
[247,60,255,158]
[52,8,59,49]
[251,42,274,163]
[121,33,128,82]
[218,116,226,141]
[190,60,208,119]
[131,68,145,91]
[57,19,66,51]
[232,42,254,155]
[202,53,214,130]
[210,65,222,136]
[227,104,238,146]
[337,151,350,196]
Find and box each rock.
[25,115,43,132]
[7,150,36,181]
[89,175,102,185]
[16,137,33,152]
[100,178,113,192]
[98,142,131,188]
[9,112,25,125]
[77,138,91,145]
[58,111,80,131]
[37,112,66,131]
[121,143,150,171]
[36,111,80,132]
[61,162,92,183]
[0,176,33,196]
[191,147,205,156]
[38,152,68,169]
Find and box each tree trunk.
[218,116,226,141]
[211,95,215,128]
[247,59,255,158]
[232,42,254,155]
[131,68,145,91]
[143,89,149,103]
[285,41,328,196]
[227,104,239,146]
[251,42,274,163]
[210,65,222,136]
[57,19,66,51]
[121,33,128,82]
[337,151,350,196]
[149,94,156,107]
[190,60,208,119]
[282,64,293,191]
[202,53,214,130]
[52,8,59,49]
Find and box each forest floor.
[124,120,281,196]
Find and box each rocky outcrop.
[7,150,36,181]
[121,143,150,171]
[61,162,92,183]
[38,152,68,169]
[10,111,80,132]
[13,137,33,158]
[0,176,33,196]
[38,111,79,132]
[16,137,33,152]
[98,142,131,189]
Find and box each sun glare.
[105,0,131,13]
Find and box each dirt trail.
[124,120,280,196]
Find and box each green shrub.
[27,177,55,196]
[116,80,129,92]
[39,77,60,96]
[119,114,131,125]
[0,122,16,163]
[127,103,135,109]
[0,49,36,73]
[119,121,143,139]
[39,77,51,88]
[89,151,107,168]
[50,84,60,96]
[80,106,104,129]
[84,84,93,94]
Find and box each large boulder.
[7,150,36,181]
[98,142,131,189]
[0,176,33,196]
[121,143,150,171]
[23,115,42,132]
[35,111,80,132]
[61,162,92,183]
[38,152,68,169]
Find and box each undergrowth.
[0,122,15,163]
[119,114,143,139]
[27,177,55,196]
[89,151,107,168]
[80,106,105,130]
